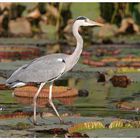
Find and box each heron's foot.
[30,117,45,126]
[60,119,64,124]
[32,120,38,126]
[33,122,46,126]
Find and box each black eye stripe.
[76,16,87,20]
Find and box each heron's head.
[75,16,104,27]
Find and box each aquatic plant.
[14,122,32,130]
[68,119,140,133]
[14,86,78,98]
[109,120,124,129]
[68,121,105,133]
[0,112,33,120]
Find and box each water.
[0,43,140,137]
[1,76,140,117]
[0,74,140,137]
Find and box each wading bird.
[6,16,103,125]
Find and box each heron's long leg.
[33,82,46,125]
[48,82,63,122]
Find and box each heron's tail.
[5,79,26,88]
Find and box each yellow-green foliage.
[109,120,124,129]
[68,121,105,133]
[130,121,140,128]
[124,122,134,128]
[115,67,140,74]
[68,120,140,133]
[109,120,140,129]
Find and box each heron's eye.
[85,19,89,22]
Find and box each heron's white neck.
[71,22,83,58]
[66,22,83,71]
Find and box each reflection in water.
[56,77,140,119]
[1,75,140,119]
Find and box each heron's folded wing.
[6,57,66,83]
[6,64,28,84]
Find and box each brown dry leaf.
[0,45,41,60]
[27,8,41,19]
[116,101,135,111]
[0,84,8,90]
[14,86,78,98]
[0,112,33,120]
[0,3,13,11]
[15,96,48,107]
[130,62,140,68]
[36,128,68,135]
[8,18,32,36]
[65,132,89,138]
[116,101,140,111]
[15,96,76,107]
[88,60,106,67]
[110,75,131,88]
[118,17,139,34]
[46,4,59,19]
[0,59,13,62]
[98,23,118,38]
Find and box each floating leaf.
[36,128,68,135]
[0,112,33,120]
[115,67,140,73]
[109,75,131,88]
[116,101,140,111]
[95,48,121,56]
[109,120,124,129]
[124,122,134,128]
[0,45,41,61]
[65,132,89,138]
[14,86,78,98]
[0,84,9,90]
[15,96,76,107]
[131,121,140,128]
[68,121,105,133]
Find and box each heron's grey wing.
[6,54,67,83]
[6,64,28,84]
[6,56,42,84]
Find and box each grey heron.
[6,16,103,125]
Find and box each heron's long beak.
[89,20,104,27]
